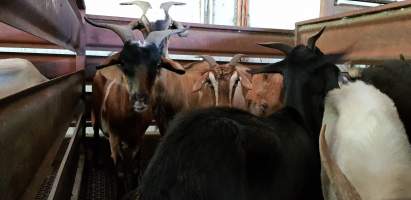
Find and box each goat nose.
[136,93,149,103]
[261,102,268,109]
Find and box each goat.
[321,80,411,200]
[86,17,186,191]
[349,59,411,143]
[125,27,345,200]
[120,1,188,55]
[245,73,283,116]
[152,54,252,135]
[0,58,48,99]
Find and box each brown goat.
[87,16,186,191]
[245,73,284,116]
[152,54,252,134]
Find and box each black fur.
[128,29,344,200]
[360,60,411,142]
[120,42,161,85]
[132,107,321,200]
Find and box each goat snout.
[132,93,149,113]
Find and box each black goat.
[357,59,411,142]
[126,28,345,200]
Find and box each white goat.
[321,81,411,200]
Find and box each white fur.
[322,81,411,200]
[208,72,219,105]
[229,71,239,104]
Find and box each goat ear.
[312,53,346,70]
[237,69,252,90]
[160,57,185,74]
[192,72,209,93]
[95,52,122,70]
[248,60,287,75]
[319,125,362,200]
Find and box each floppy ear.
[95,52,122,70]
[237,68,252,90]
[160,57,185,74]
[192,72,209,93]
[312,53,346,71]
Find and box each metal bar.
[0,0,83,52]
[298,0,411,26]
[296,1,411,63]
[70,154,85,200]
[347,0,396,4]
[0,72,83,200]
[48,112,84,200]
[85,15,294,57]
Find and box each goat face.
[246,73,284,116]
[85,17,186,113]
[119,42,161,112]
[192,55,252,107]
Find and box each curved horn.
[319,125,362,200]
[85,17,136,43]
[400,54,406,62]
[160,1,186,16]
[307,26,326,50]
[198,55,218,67]
[229,54,245,66]
[257,42,293,55]
[144,28,187,47]
[120,1,152,15]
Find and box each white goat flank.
[322,81,411,200]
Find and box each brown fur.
[152,61,214,134]
[92,65,153,165]
[152,59,253,135]
[246,73,283,116]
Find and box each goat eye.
[205,79,213,87]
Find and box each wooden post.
[236,0,249,27]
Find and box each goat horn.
[248,59,287,75]
[400,54,406,62]
[120,1,152,15]
[160,1,186,15]
[198,55,218,67]
[257,42,292,55]
[144,28,187,48]
[229,54,245,66]
[307,26,326,50]
[85,17,136,43]
[319,125,362,200]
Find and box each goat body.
[131,27,343,200]
[137,107,322,200]
[152,61,215,134]
[153,56,252,135]
[360,60,411,142]
[322,81,411,200]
